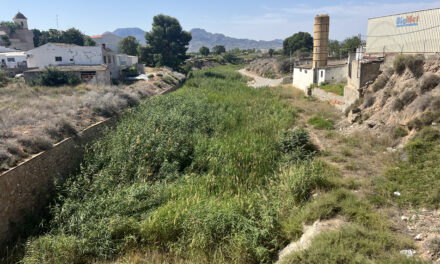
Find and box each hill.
[111,27,283,52]
[188,28,283,52]
[112,27,146,45]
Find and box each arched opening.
[21,22,24,27]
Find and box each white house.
[26,43,103,68]
[91,33,123,53]
[0,51,26,68]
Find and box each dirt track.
[238,69,284,88]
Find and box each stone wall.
[0,83,182,248]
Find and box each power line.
[363,24,440,38]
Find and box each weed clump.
[392,126,408,139]
[307,116,334,130]
[420,73,440,93]
[372,75,388,92]
[393,55,424,78]
[278,128,317,163]
[32,67,81,87]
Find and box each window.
[321,71,324,77]
[299,68,302,72]
[55,56,62,62]
[70,58,74,62]
[7,58,15,62]
[304,70,307,74]
[108,56,112,64]
[103,56,107,64]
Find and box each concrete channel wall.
[311,87,345,111]
[0,83,182,248]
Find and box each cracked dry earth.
[238,70,440,263]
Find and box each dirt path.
[238,69,284,88]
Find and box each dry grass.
[0,68,184,172]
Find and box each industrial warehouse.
[366,8,440,54]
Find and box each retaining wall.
[0,82,182,248]
[311,87,345,110]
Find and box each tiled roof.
[90,35,103,39]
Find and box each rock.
[348,111,362,124]
[401,216,409,221]
[415,233,424,241]
[400,249,416,258]
[387,147,397,153]
[394,191,401,197]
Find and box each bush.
[162,75,177,85]
[223,52,240,64]
[278,128,317,163]
[363,93,375,108]
[0,70,10,87]
[17,136,53,154]
[393,55,406,75]
[122,66,138,77]
[392,91,417,111]
[307,116,334,130]
[33,68,80,87]
[414,126,440,142]
[393,55,424,77]
[420,73,440,93]
[392,126,408,139]
[372,75,388,92]
[147,74,154,78]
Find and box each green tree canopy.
[283,32,313,55]
[341,36,363,57]
[328,40,340,58]
[144,14,192,70]
[119,36,140,56]
[212,45,226,55]
[199,46,210,56]
[32,28,95,47]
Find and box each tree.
[283,32,313,55]
[61,28,86,46]
[341,36,363,57]
[144,14,192,70]
[212,45,226,55]
[199,46,210,56]
[328,40,340,58]
[120,36,140,56]
[268,48,274,57]
[32,28,95,47]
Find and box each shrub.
[278,128,317,163]
[372,75,388,92]
[393,91,417,111]
[0,70,10,87]
[392,126,408,139]
[18,136,53,154]
[223,52,240,64]
[307,116,334,130]
[414,126,440,142]
[420,73,440,93]
[162,75,176,85]
[147,74,154,78]
[405,55,424,78]
[153,81,162,88]
[34,68,80,87]
[122,66,138,77]
[363,93,375,108]
[393,55,406,75]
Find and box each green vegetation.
[31,67,80,87]
[140,15,192,70]
[32,28,96,47]
[393,55,424,77]
[199,46,210,57]
[0,70,10,88]
[0,21,22,34]
[392,126,408,139]
[317,83,345,96]
[119,36,140,56]
[307,116,335,130]
[283,32,313,55]
[121,66,138,77]
[373,127,440,208]
[212,45,226,55]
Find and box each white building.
[102,46,140,78]
[91,33,123,53]
[292,62,348,92]
[26,43,103,68]
[0,51,26,68]
[367,8,440,54]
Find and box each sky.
[2,0,440,41]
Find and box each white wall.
[323,66,347,84]
[0,52,26,68]
[292,67,314,92]
[92,33,123,52]
[27,43,103,68]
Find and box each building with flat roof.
[366,8,440,54]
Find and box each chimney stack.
[313,14,330,68]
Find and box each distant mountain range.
[110,28,283,52]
